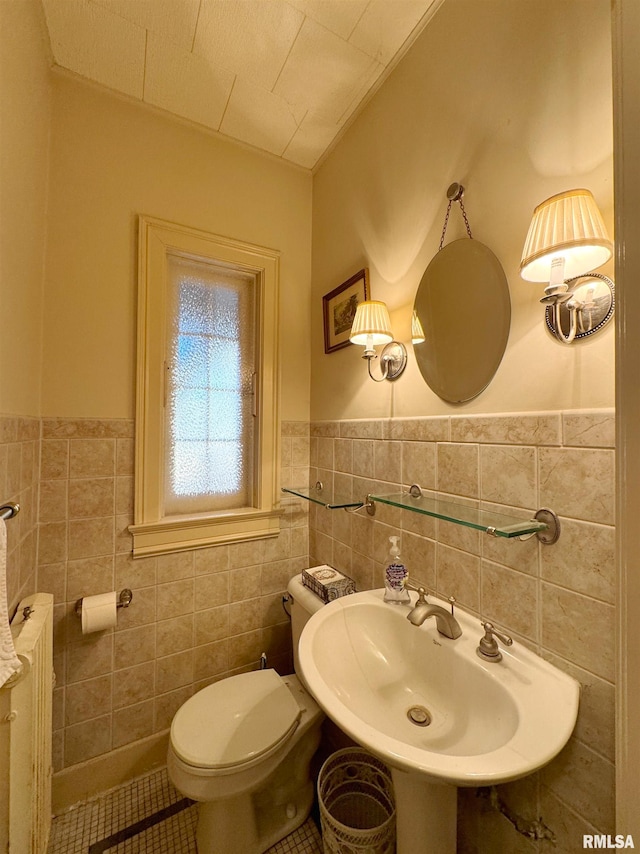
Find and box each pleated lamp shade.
[519,189,612,282]
[349,300,393,345]
[411,310,425,344]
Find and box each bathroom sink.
[298,588,579,787]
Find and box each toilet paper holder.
[75,588,133,617]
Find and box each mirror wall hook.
[439,181,473,250]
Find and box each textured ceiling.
[40,0,443,170]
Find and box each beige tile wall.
[306,410,615,852]
[38,418,309,774]
[30,409,617,846]
[0,415,40,613]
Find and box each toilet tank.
[287,574,325,674]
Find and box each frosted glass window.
[164,255,256,515]
[133,216,279,557]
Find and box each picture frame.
[322,268,370,354]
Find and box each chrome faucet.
[405,584,462,640]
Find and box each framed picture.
[322,268,370,354]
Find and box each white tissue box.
[302,565,356,603]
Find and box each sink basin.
[298,588,579,787]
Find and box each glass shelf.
[282,482,554,540]
[281,484,364,510]
[370,490,548,538]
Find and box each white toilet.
[167,574,325,854]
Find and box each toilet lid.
[170,669,302,769]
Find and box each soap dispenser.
[383,536,411,604]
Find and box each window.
[165,255,256,515]
[131,217,280,557]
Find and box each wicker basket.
[317,748,396,854]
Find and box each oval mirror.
[413,239,511,403]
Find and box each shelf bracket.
[518,508,561,544]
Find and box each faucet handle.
[405,581,429,603]
[477,621,513,662]
[481,621,513,646]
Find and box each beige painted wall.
[0,0,51,416]
[43,75,312,421]
[311,0,614,420]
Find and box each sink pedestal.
[391,769,456,854]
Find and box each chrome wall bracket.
[544,273,615,343]
[0,502,19,521]
[379,341,407,381]
[518,508,561,544]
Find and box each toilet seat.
[170,669,302,772]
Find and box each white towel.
[0,519,21,688]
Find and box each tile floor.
[47,767,323,854]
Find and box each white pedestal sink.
[298,589,579,854]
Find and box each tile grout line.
[48,767,322,854]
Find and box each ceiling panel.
[274,17,383,124]
[283,112,344,169]
[39,0,444,170]
[42,0,146,98]
[350,0,435,65]
[90,0,200,51]
[194,0,304,90]
[286,0,368,40]
[144,36,234,132]
[220,78,300,156]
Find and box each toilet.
[167,574,325,854]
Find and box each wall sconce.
[519,188,614,344]
[349,300,407,381]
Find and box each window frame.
[130,216,281,557]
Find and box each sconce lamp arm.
[362,341,407,382]
[551,299,579,344]
[364,352,389,382]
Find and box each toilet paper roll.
[81,591,117,634]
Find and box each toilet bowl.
[167,574,325,854]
